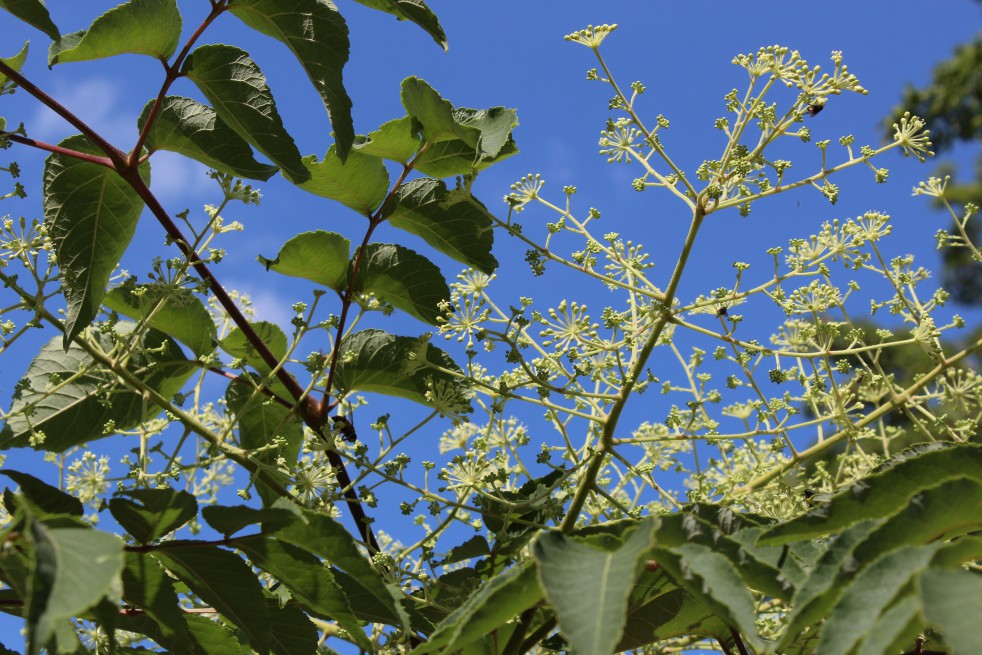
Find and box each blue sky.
[1,0,981,650]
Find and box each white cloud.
[29,77,134,145]
[147,151,214,202]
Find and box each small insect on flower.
[805,98,826,117]
[332,415,358,443]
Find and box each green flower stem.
[738,333,982,493]
[561,204,706,532]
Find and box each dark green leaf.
[409,561,542,655]
[1,324,193,452]
[274,504,408,629]
[814,544,938,655]
[0,41,29,87]
[413,136,517,178]
[201,505,296,537]
[225,377,302,506]
[920,568,982,655]
[258,230,350,292]
[333,329,470,415]
[853,593,922,655]
[298,146,389,214]
[236,535,371,651]
[121,552,194,653]
[48,0,181,66]
[654,543,764,652]
[758,443,982,545]
[227,0,353,161]
[182,44,308,183]
[440,535,490,565]
[154,543,271,655]
[350,243,450,324]
[219,321,288,372]
[104,280,217,357]
[385,178,498,273]
[353,116,420,163]
[0,0,59,40]
[618,587,731,650]
[0,470,83,517]
[138,96,278,181]
[108,488,197,544]
[267,599,318,655]
[27,523,123,654]
[534,519,656,655]
[43,135,149,345]
[350,0,446,50]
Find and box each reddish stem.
[0,132,115,167]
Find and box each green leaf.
[121,552,194,653]
[236,535,371,651]
[201,505,296,537]
[351,243,450,324]
[353,116,420,163]
[0,0,59,40]
[182,44,308,183]
[778,519,883,651]
[654,543,765,652]
[219,321,288,372]
[0,470,83,517]
[27,523,123,654]
[385,178,498,274]
[333,329,470,414]
[298,146,389,214]
[108,488,198,544]
[138,96,278,181]
[274,504,408,629]
[227,0,354,161]
[401,77,480,146]
[350,0,446,50]
[225,377,302,506]
[400,77,518,164]
[258,230,350,292]
[854,593,922,655]
[104,279,217,357]
[0,41,29,88]
[920,568,982,655]
[534,519,656,655]
[758,443,982,545]
[618,587,732,650]
[43,135,149,346]
[154,543,271,655]
[48,0,181,66]
[266,599,318,655]
[409,561,542,655]
[413,136,517,178]
[440,535,490,566]
[1,324,193,452]
[814,544,938,655]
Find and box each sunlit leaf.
[27,523,123,653]
[121,552,194,652]
[920,568,982,655]
[0,41,29,88]
[182,44,308,183]
[138,96,278,181]
[353,116,420,163]
[227,0,354,160]
[258,230,350,292]
[413,136,517,178]
[43,135,149,345]
[219,321,288,373]
[104,279,217,357]
[48,0,181,66]
[202,505,297,537]
[298,146,389,214]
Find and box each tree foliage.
[0,4,980,655]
